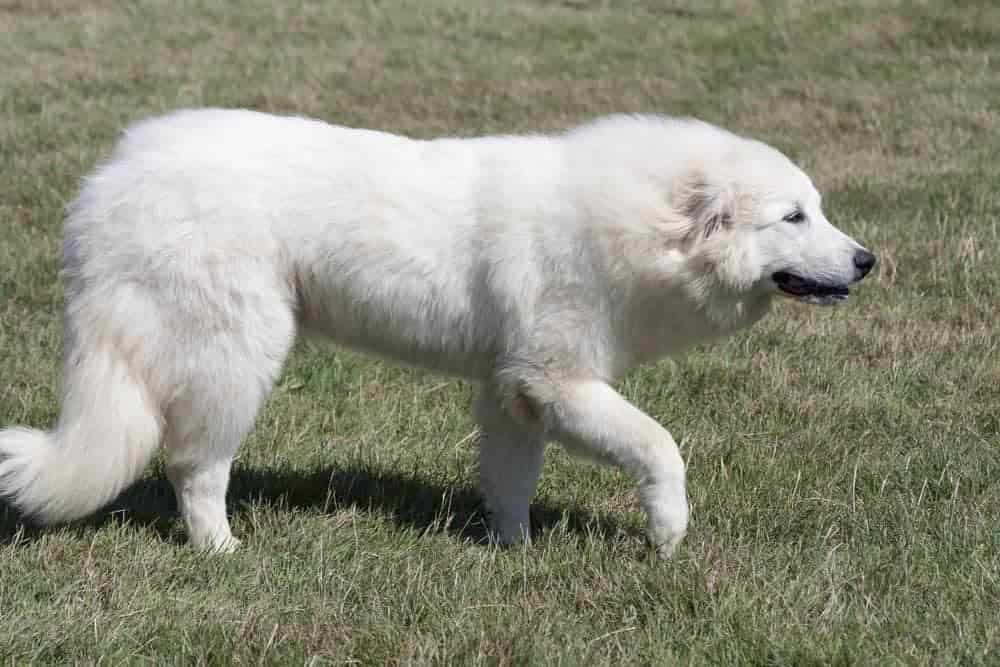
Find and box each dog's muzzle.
[853,249,876,281]
[772,249,876,305]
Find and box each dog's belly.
[300,311,497,380]
[294,261,500,380]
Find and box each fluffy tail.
[0,337,162,524]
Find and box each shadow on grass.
[0,463,634,549]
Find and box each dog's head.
[675,137,875,305]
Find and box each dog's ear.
[675,172,733,239]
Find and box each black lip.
[772,271,850,298]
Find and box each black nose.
[853,249,876,279]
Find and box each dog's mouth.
[772,271,849,305]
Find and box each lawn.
[1,1,998,663]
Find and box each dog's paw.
[213,536,242,554]
[646,510,687,560]
[193,533,242,554]
[644,507,687,560]
[649,531,685,559]
[484,512,532,548]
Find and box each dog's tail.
[0,333,163,525]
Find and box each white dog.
[0,110,875,556]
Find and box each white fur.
[0,109,873,556]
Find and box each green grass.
[1,0,998,663]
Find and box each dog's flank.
[0,109,874,556]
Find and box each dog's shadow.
[0,463,634,549]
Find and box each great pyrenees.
[0,110,875,557]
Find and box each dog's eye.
[782,210,806,224]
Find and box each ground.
[0,1,998,664]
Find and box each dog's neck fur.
[615,263,774,372]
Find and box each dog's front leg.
[474,385,546,546]
[544,380,689,558]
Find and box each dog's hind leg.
[474,386,546,546]
[163,303,295,552]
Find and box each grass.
[1,0,998,663]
